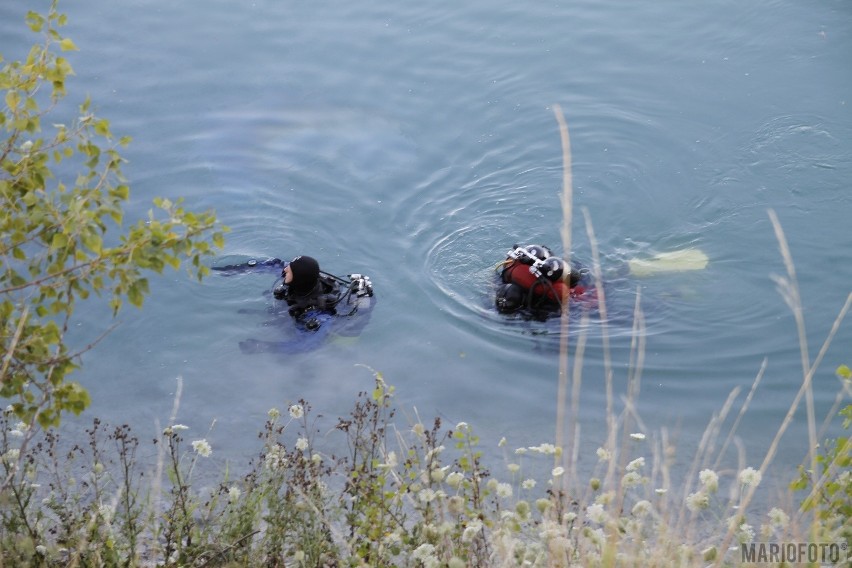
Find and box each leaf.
[26,12,45,32]
[5,90,20,112]
[51,232,68,250]
[837,364,852,381]
[110,184,129,200]
[127,281,144,307]
[58,38,78,52]
[94,118,111,137]
[81,228,102,253]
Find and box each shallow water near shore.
[1,0,851,491]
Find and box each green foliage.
[0,1,226,428]
[790,365,852,542]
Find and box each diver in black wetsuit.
[213,255,375,354]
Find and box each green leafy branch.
[0,0,227,429]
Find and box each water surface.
[2,0,850,488]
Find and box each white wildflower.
[438,521,454,536]
[536,498,552,513]
[551,466,565,477]
[736,522,754,543]
[498,436,507,447]
[767,507,789,529]
[446,471,464,489]
[514,447,528,455]
[587,527,606,547]
[35,545,47,555]
[686,491,709,512]
[448,495,464,514]
[288,404,303,419]
[412,543,437,567]
[586,503,607,524]
[14,421,28,432]
[229,486,241,503]
[462,520,483,542]
[295,437,309,451]
[699,469,719,493]
[382,530,402,545]
[378,451,397,469]
[412,423,425,436]
[163,424,188,435]
[9,428,24,438]
[455,421,469,431]
[425,445,445,460]
[655,488,667,495]
[265,444,288,470]
[595,490,615,505]
[529,443,558,455]
[507,463,520,473]
[626,457,645,472]
[496,482,513,498]
[430,466,447,483]
[2,449,20,463]
[621,471,643,488]
[563,511,577,523]
[267,408,280,420]
[191,439,212,457]
[738,467,761,487]
[629,432,646,441]
[596,447,611,461]
[419,488,438,503]
[632,500,653,517]
[522,478,536,490]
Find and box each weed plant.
[1,355,849,567]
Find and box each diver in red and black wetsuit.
[495,244,595,316]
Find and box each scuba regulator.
[348,274,374,297]
[506,244,564,282]
[505,244,587,286]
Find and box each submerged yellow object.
[628,248,709,276]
